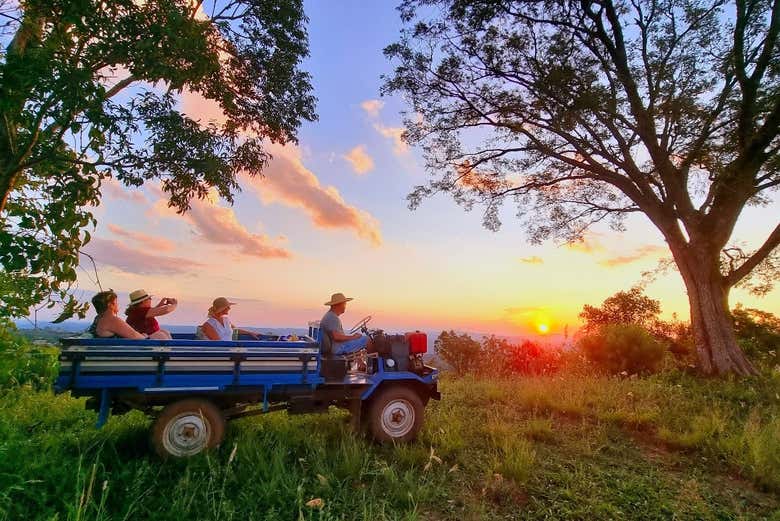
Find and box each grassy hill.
[1,361,778,520]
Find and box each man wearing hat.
[320,292,369,356]
[125,289,177,339]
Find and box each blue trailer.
[55,321,440,458]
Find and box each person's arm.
[235,328,259,339]
[147,298,177,318]
[201,322,220,340]
[330,330,361,342]
[106,316,147,339]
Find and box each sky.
[65,1,780,337]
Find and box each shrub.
[434,330,482,376]
[0,320,58,390]
[732,306,780,368]
[503,339,562,376]
[578,323,666,375]
[478,336,562,376]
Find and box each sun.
[536,323,550,334]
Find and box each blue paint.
[56,336,439,428]
[96,388,110,428]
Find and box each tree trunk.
[675,247,757,376]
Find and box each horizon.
[27,1,779,336]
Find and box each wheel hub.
[162,413,210,457]
[381,399,415,438]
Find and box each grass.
[1,362,779,519]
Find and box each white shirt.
[206,316,233,341]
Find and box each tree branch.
[725,222,780,286]
[104,75,138,99]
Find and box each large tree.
[0,0,316,319]
[384,0,780,376]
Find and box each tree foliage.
[434,330,562,376]
[579,323,666,375]
[731,305,780,366]
[0,0,316,318]
[384,0,780,375]
[434,330,482,375]
[580,287,662,333]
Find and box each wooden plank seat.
[59,338,319,387]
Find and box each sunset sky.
[69,1,779,337]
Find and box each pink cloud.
[107,223,175,252]
[176,90,381,246]
[599,245,667,267]
[180,88,228,126]
[247,145,382,246]
[519,256,544,264]
[360,99,384,118]
[146,179,293,259]
[343,145,374,174]
[372,123,408,155]
[185,196,293,259]
[564,233,606,254]
[82,238,205,275]
[101,177,149,205]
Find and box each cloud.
[178,90,381,247]
[360,99,384,118]
[184,196,293,259]
[342,145,374,174]
[82,238,206,275]
[599,245,667,267]
[107,223,175,252]
[246,145,382,246]
[453,161,515,192]
[360,99,408,156]
[180,88,228,126]
[564,233,606,254]
[519,256,544,264]
[146,179,293,259]
[373,123,408,155]
[101,177,149,205]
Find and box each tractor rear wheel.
[151,399,225,458]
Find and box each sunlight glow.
[537,323,550,334]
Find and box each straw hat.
[128,289,152,306]
[209,297,236,314]
[324,292,353,306]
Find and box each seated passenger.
[320,292,369,356]
[87,290,168,339]
[125,289,175,340]
[200,297,259,341]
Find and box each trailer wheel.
[367,386,424,443]
[151,399,225,458]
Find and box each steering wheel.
[348,315,372,334]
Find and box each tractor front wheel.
[366,387,424,443]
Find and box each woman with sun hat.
[200,297,260,341]
[125,289,176,339]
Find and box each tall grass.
[0,331,778,519]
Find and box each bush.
[732,306,780,368]
[578,323,666,375]
[0,320,58,390]
[434,330,482,375]
[489,338,562,376]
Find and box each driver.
[320,292,369,356]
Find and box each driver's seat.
[317,328,351,379]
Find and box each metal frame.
[57,335,439,428]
